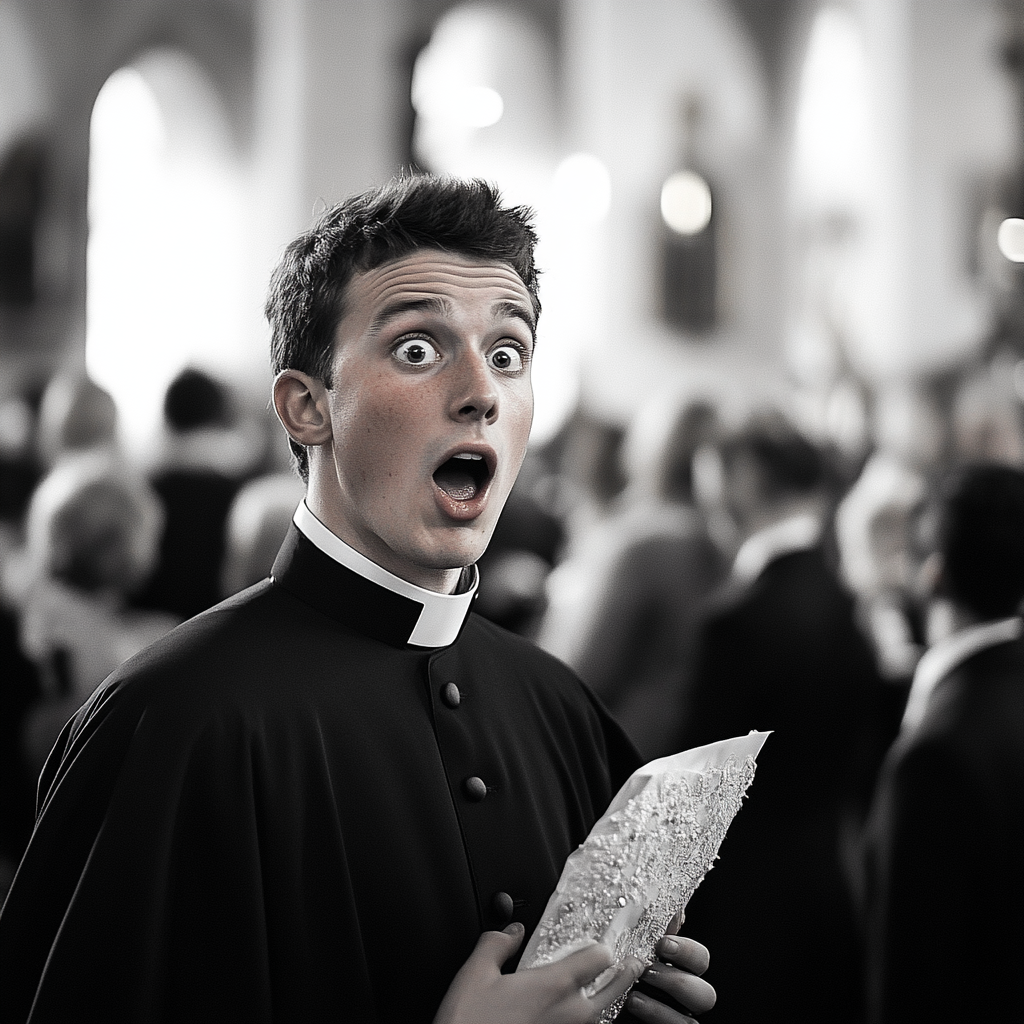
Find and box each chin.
[419,528,493,571]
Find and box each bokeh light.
[660,170,712,235]
[997,217,1024,262]
[412,82,504,128]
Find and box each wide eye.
[394,337,441,367]
[489,344,524,373]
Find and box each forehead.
[341,250,535,328]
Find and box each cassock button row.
[463,776,488,802]
[442,682,461,708]
[492,891,514,924]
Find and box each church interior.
[1,2,1023,1018]
[2,0,1022,452]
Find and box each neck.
[414,566,465,595]
[304,492,464,595]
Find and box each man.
[861,463,1024,1022]
[674,409,884,1022]
[0,177,715,1023]
[133,367,248,621]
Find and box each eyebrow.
[493,300,537,341]
[367,296,537,341]
[368,297,453,338]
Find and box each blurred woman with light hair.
[835,454,928,682]
[220,471,306,599]
[18,456,178,773]
[36,373,119,468]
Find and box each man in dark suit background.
[133,367,248,621]
[861,463,1024,1023]
[675,410,885,1022]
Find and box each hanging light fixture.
[659,95,717,334]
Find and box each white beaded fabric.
[518,732,769,1022]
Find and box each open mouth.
[433,452,493,503]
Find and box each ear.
[273,369,333,448]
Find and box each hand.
[434,922,644,1024]
[621,913,716,1024]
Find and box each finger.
[626,988,699,1024]
[665,909,684,936]
[556,941,615,988]
[639,963,717,1016]
[655,935,710,977]
[583,956,644,1014]
[469,922,525,971]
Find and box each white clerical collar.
[901,616,1023,733]
[732,512,821,584]
[292,501,478,648]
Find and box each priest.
[0,176,717,1024]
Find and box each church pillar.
[853,0,1018,379]
[252,0,409,281]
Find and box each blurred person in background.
[219,470,306,597]
[17,456,178,775]
[835,457,927,686]
[0,374,124,864]
[674,407,885,1022]
[541,403,629,550]
[472,446,565,636]
[539,395,726,759]
[0,594,38,906]
[35,371,119,469]
[833,357,1024,739]
[860,463,1024,1023]
[133,366,256,621]
[869,384,948,479]
[0,391,43,554]
[948,364,1024,468]
[2,373,122,606]
[0,387,45,902]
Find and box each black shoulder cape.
[0,528,639,1024]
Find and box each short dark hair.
[933,463,1024,620]
[721,409,824,500]
[265,175,541,479]
[164,367,231,432]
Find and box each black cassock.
[0,527,639,1024]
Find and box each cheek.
[338,382,429,490]
[506,386,535,465]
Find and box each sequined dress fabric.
[519,733,768,1021]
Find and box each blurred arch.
[85,47,251,457]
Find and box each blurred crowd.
[483,343,1023,1021]
[0,366,304,900]
[0,341,1022,1020]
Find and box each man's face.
[307,250,536,591]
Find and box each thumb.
[469,922,525,971]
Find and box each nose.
[448,350,498,423]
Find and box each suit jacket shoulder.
[863,635,1024,1022]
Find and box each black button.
[492,891,514,923]
[463,776,487,802]
[442,682,461,708]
